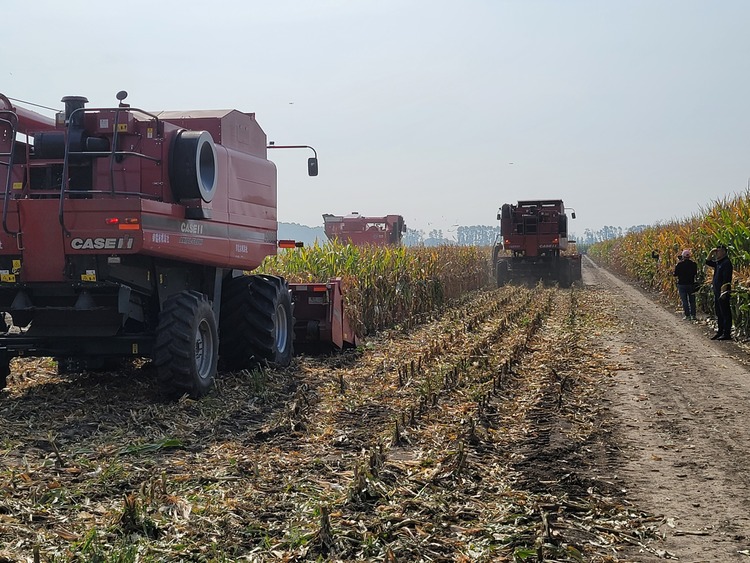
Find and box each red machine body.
[0,100,278,276]
[492,199,581,287]
[323,213,406,246]
[0,91,318,397]
[289,278,357,350]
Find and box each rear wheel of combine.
[154,291,218,399]
[496,260,509,287]
[57,357,125,374]
[219,274,293,370]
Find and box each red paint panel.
[18,200,66,281]
[0,200,20,255]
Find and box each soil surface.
[584,257,750,561]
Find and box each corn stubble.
[0,245,660,561]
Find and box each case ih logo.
[180,221,204,235]
[70,237,134,250]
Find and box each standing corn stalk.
[259,242,490,337]
[588,191,750,337]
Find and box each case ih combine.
[323,213,406,246]
[0,91,319,397]
[492,199,581,288]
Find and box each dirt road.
[584,257,750,561]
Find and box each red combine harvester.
[0,91,319,397]
[322,213,406,246]
[492,199,581,288]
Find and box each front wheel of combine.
[154,291,219,399]
[219,274,293,370]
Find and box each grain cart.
[289,277,358,351]
[492,199,581,288]
[0,91,317,397]
[322,213,406,246]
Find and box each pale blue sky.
[5,1,749,238]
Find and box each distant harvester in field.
[323,213,406,247]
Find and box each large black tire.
[0,352,9,390]
[219,274,293,370]
[57,357,125,374]
[153,291,218,399]
[496,260,509,287]
[558,260,572,288]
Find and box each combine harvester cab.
[0,91,317,397]
[492,199,582,288]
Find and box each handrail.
[0,112,19,235]
[59,106,163,236]
[110,105,125,195]
[66,150,160,162]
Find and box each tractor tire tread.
[219,274,293,370]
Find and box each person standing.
[705,245,733,340]
[673,249,697,320]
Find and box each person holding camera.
[705,245,733,340]
[673,249,697,320]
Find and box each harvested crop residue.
[1,271,685,561]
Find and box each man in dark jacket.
[705,245,733,340]
[673,249,698,320]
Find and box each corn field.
[587,190,750,336]
[258,242,490,337]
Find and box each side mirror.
[496,213,501,221]
[571,212,576,219]
[308,157,318,177]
